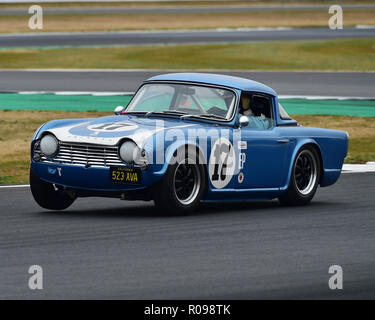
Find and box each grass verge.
[1,39,375,70]
[0,110,107,184]
[293,115,375,164]
[1,9,375,33]
[0,110,373,184]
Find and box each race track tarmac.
[1,27,374,49]
[1,70,374,98]
[0,172,374,299]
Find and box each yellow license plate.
[110,167,141,184]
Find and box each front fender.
[33,118,95,140]
[32,122,47,141]
[152,139,207,176]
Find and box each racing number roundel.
[87,122,138,132]
[209,137,236,189]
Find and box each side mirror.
[239,115,249,128]
[114,106,124,115]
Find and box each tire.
[30,169,75,210]
[153,154,206,214]
[278,146,321,206]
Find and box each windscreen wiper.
[145,110,188,117]
[181,113,227,121]
[124,111,147,115]
[161,110,188,115]
[196,113,227,120]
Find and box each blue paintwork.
[32,161,159,191]
[30,73,349,201]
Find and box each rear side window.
[239,92,275,130]
[278,103,292,120]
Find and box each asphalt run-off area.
[1,70,374,117]
[1,27,375,49]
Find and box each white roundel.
[208,137,236,189]
[87,122,138,132]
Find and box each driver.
[239,94,253,116]
[238,94,267,129]
[178,94,192,108]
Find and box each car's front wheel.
[30,169,75,210]
[154,157,206,214]
[279,146,321,206]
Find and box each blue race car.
[30,73,348,213]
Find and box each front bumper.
[31,161,162,192]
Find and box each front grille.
[36,142,123,167]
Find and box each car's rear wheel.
[30,169,75,210]
[279,146,321,206]
[154,156,206,214]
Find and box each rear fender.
[280,139,322,191]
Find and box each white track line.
[356,25,375,29]
[0,27,295,38]
[1,69,375,73]
[53,91,133,96]
[15,91,133,96]
[278,95,375,100]
[0,184,29,188]
[2,91,375,100]
[342,163,375,173]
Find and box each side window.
[239,93,274,130]
[278,103,292,120]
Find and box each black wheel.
[154,155,206,214]
[30,169,75,210]
[279,146,321,206]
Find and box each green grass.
[2,9,375,33]
[346,138,375,163]
[293,114,375,165]
[1,39,374,70]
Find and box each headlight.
[40,134,59,157]
[119,140,140,163]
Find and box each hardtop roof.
[146,73,277,96]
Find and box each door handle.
[277,139,289,143]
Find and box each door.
[235,93,290,189]
[235,127,290,189]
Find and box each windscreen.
[126,83,236,120]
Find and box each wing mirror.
[114,106,124,115]
[239,115,249,128]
